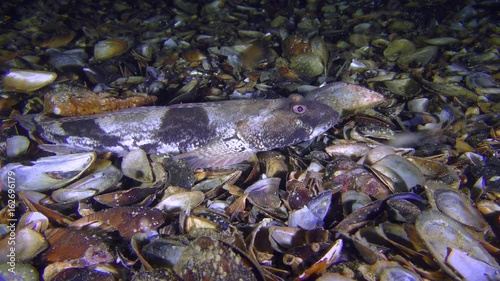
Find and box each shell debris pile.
[0,0,499,280]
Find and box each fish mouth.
[311,122,333,138]
[311,111,339,137]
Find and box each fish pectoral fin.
[173,137,255,169]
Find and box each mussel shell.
[383,78,421,97]
[289,53,324,79]
[0,152,96,191]
[397,46,438,69]
[380,266,422,281]
[0,228,47,262]
[6,135,30,157]
[39,31,76,48]
[416,210,499,280]
[369,154,425,193]
[0,263,39,280]
[383,39,416,61]
[51,165,123,203]
[121,149,153,183]
[2,69,57,92]
[94,38,129,60]
[141,238,186,268]
[47,48,88,72]
[427,182,489,231]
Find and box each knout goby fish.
[16,94,339,168]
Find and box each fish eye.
[292,104,307,114]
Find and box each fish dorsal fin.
[173,130,255,169]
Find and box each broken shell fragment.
[245,177,282,210]
[2,69,57,93]
[18,211,49,232]
[294,239,343,281]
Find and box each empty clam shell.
[2,69,57,93]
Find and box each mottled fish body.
[305,82,385,118]
[18,94,339,168]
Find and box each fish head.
[240,94,339,151]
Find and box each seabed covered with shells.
[0,0,499,280]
